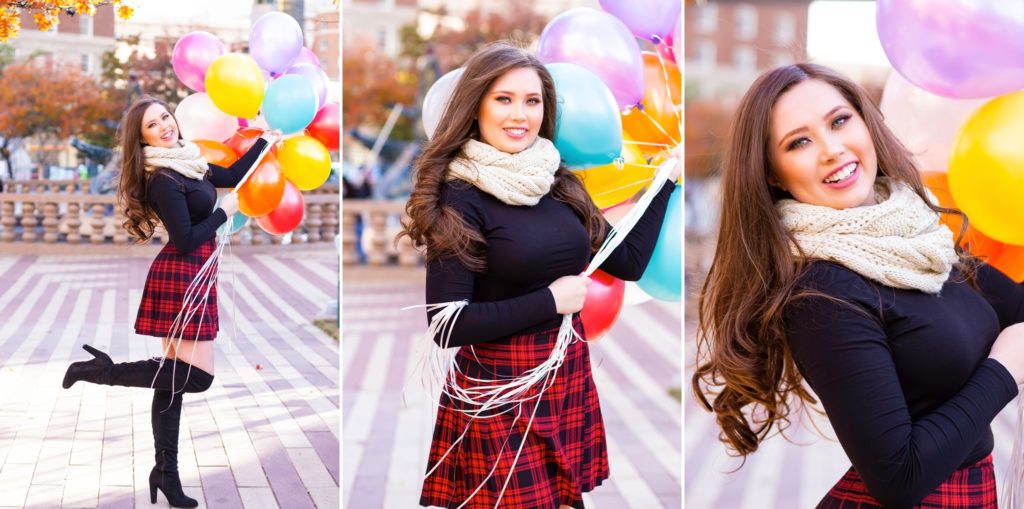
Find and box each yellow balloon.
[277,135,331,191]
[949,91,1024,246]
[576,135,659,209]
[205,53,265,119]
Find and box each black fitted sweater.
[145,139,268,254]
[425,179,675,347]
[785,261,1023,508]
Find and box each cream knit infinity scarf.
[777,178,957,294]
[144,140,209,180]
[446,137,561,206]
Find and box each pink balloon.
[421,67,464,139]
[175,93,238,142]
[285,63,328,110]
[879,71,986,172]
[598,0,681,43]
[877,0,1024,99]
[671,16,681,65]
[294,47,322,69]
[538,8,644,111]
[172,32,226,92]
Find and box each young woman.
[400,42,679,508]
[692,62,1024,508]
[61,97,273,508]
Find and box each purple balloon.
[294,47,322,69]
[538,8,644,111]
[172,32,226,92]
[877,0,1024,99]
[599,0,681,43]
[249,12,304,74]
[285,63,328,109]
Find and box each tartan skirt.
[817,455,996,508]
[420,318,609,509]
[134,238,219,341]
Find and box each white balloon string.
[410,156,677,508]
[652,46,683,130]
[637,108,680,147]
[1002,395,1024,508]
[623,139,673,148]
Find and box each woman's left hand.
[667,145,682,182]
[261,129,283,145]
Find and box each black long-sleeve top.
[146,139,269,254]
[784,261,1023,508]
[425,179,675,347]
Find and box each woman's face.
[768,79,878,209]
[140,103,179,149]
[476,67,544,154]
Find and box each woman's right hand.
[989,322,1024,384]
[219,192,240,217]
[548,275,590,315]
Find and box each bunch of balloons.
[877,0,1024,281]
[421,0,683,341]
[170,12,340,237]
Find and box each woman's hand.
[548,275,590,314]
[989,322,1024,384]
[261,129,283,146]
[667,145,682,182]
[218,192,240,217]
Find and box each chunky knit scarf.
[777,178,957,294]
[446,137,561,206]
[144,140,209,180]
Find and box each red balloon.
[225,127,266,157]
[256,180,304,235]
[579,269,626,343]
[307,102,339,151]
[238,152,286,217]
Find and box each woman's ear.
[767,173,787,191]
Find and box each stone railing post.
[67,201,82,244]
[1,200,14,242]
[42,202,59,243]
[22,201,38,242]
[90,203,105,244]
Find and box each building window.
[735,4,758,41]
[695,5,717,34]
[772,52,791,69]
[81,54,90,73]
[733,46,756,73]
[80,15,93,36]
[377,28,388,53]
[774,13,795,45]
[319,38,329,52]
[696,41,716,68]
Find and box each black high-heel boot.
[149,390,198,508]
[61,344,214,393]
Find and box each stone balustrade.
[341,199,423,267]
[0,182,340,254]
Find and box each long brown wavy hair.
[399,41,606,272]
[691,63,977,458]
[117,96,181,243]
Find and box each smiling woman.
[398,41,679,509]
[692,62,1024,508]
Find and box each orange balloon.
[621,52,681,157]
[920,170,1024,282]
[194,139,238,168]
[238,152,286,217]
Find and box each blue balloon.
[262,74,317,134]
[637,184,682,301]
[546,62,622,169]
[215,195,249,236]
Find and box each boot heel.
[81,344,112,363]
[150,482,158,503]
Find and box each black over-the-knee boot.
[150,390,199,508]
[61,344,213,392]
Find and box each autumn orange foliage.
[0,0,133,42]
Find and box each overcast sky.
[808,0,890,67]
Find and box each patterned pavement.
[0,249,339,508]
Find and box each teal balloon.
[637,184,681,301]
[262,74,317,134]
[215,196,249,236]
[546,62,622,169]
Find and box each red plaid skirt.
[817,455,996,508]
[134,238,219,341]
[420,319,609,509]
